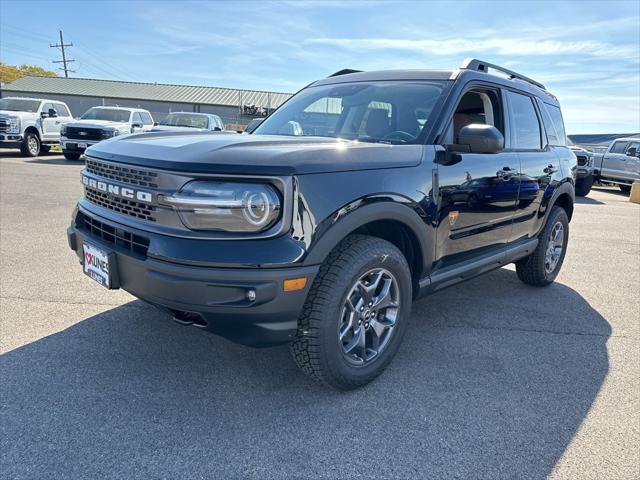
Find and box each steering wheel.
[382,130,415,143]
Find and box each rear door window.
[54,103,71,117]
[545,104,566,146]
[507,91,542,150]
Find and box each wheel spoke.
[372,278,397,310]
[339,311,356,341]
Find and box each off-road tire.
[619,184,631,194]
[575,174,593,197]
[290,234,412,390]
[20,132,40,157]
[63,151,82,161]
[516,206,569,286]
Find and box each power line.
[49,30,74,77]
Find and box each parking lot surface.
[1,149,639,479]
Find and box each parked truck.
[592,137,640,193]
[0,97,73,156]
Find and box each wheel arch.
[303,201,432,296]
[549,181,575,221]
[23,125,41,139]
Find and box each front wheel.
[20,132,40,157]
[290,235,412,390]
[63,151,82,161]
[516,206,569,286]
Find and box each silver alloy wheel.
[27,136,39,156]
[338,268,400,366]
[544,221,564,274]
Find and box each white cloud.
[304,37,639,61]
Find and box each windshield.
[160,113,209,129]
[0,98,41,112]
[81,108,131,123]
[254,81,448,144]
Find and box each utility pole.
[50,30,74,77]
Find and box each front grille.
[0,120,7,132]
[65,126,103,141]
[80,213,149,257]
[576,155,588,166]
[86,158,159,188]
[85,186,157,222]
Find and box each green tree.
[0,63,58,83]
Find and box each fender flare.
[23,124,42,139]
[303,200,432,270]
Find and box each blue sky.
[1,0,638,134]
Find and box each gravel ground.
[1,149,639,479]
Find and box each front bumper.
[67,210,318,347]
[576,167,594,179]
[0,133,23,147]
[61,138,101,153]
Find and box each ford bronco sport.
[67,59,576,390]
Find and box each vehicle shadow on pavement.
[1,268,610,479]
[575,196,605,205]
[25,157,85,166]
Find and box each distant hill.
[568,133,640,146]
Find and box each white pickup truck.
[0,96,73,156]
[593,137,640,193]
[60,106,155,160]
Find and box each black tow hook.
[171,310,208,328]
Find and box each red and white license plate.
[83,242,111,288]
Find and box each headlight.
[101,129,118,139]
[163,181,281,232]
[7,117,20,134]
[60,125,67,136]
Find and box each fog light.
[284,277,307,292]
[247,289,256,302]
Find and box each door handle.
[544,164,558,174]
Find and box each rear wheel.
[290,235,412,390]
[63,151,82,161]
[575,174,593,197]
[20,132,40,157]
[619,184,631,194]
[516,206,569,286]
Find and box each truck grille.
[85,158,159,188]
[576,155,588,166]
[65,127,103,141]
[85,186,157,222]
[0,120,7,132]
[80,213,149,257]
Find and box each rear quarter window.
[536,99,566,146]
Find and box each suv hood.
[151,125,209,133]
[65,119,129,130]
[87,131,423,175]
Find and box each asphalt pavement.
[1,149,638,479]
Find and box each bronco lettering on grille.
[82,174,152,203]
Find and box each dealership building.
[0,75,293,127]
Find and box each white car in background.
[152,112,225,132]
[0,96,73,157]
[60,106,154,160]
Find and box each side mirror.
[626,147,637,157]
[458,124,504,154]
[153,122,159,126]
[48,108,58,117]
[213,126,222,132]
[131,122,143,129]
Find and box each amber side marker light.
[284,277,307,292]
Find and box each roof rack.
[460,58,546,90]
[328,69,363,78]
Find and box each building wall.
[1,90,260,127]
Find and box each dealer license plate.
[83,242,111,288]
[78,142,88,149]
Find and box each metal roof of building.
[1,76,294,109]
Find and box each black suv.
[67,59,576,390]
